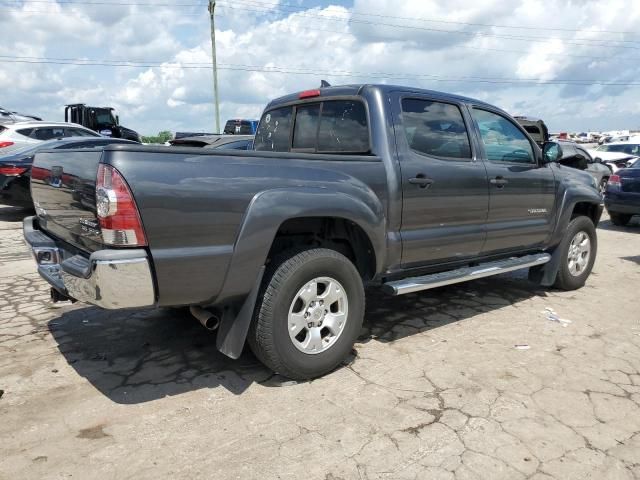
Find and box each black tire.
[553,216,597,291]
[610,212,631,226]
[598,178,608,195]
[248,248,365,380]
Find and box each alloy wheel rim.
[287,276,348,355]
[567,231,591,277]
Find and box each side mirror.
[116,115,120,125]
[543,142,563,163]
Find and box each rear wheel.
[248,248,364,380]
[553,216,597,291]
[610,212,631,226]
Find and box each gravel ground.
[1,205,639,480]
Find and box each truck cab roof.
[266,84,499,112]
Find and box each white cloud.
[3,0,640,135]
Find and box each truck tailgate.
[31,149,104,252]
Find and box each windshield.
[597,143,640,155]
[95,109,116,125]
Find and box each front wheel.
[553,216,597,291]
[248,248,365,380]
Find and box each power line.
[228,0,640,40]
[8,0,640,37]
[213,3,640,49]
[0,54,630,83]
[4,5,638,62]
[5,0,640,48]
[2,56,639,86]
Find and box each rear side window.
[16,128,34,138]
[401,99,472,160]
[254,107,293,152]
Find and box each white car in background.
[0,121,100,155]
[588,138,640,172]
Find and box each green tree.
[142,130,173,144]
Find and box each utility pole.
[208,0,221,134]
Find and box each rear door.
[391,94,489,266]
[469,107,556,254]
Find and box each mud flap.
[528,248,561,287]
[216,266,265,359]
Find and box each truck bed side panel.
[103,148,388,306]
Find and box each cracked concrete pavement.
[1,205,639,480]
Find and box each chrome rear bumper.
[23,216,155,309]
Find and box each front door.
[392,94,490,267]
[469,107,557,254]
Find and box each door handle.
[490,176,508,187]
[408,175,434,188]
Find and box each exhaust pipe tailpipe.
[190,306,220,331]
[50,288,74,303]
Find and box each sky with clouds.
[2,0,640,135]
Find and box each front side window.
[254,106,293,152]
[472,109,535,164]
[401,98,471,159]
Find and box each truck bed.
[30,145,388,306]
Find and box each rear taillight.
[0,141,15,148]
[608,175,621,188]
[96,163,147,246]
[0,165,27,176]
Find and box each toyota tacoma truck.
[24,84,603,380]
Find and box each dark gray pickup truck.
[24,84,603,379]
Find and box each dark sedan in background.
[0,137,138,208]
[605,166,640,226]
[168,134,253,149]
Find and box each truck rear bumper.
[23,216,156,309]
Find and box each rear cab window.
[254,99,370,154]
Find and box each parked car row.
[588,138,640,172]
[0,121,100,154]
[0,137,137,208]
[0,106,41,124]
[605,165,640,226]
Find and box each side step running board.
[382,253,551,296]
